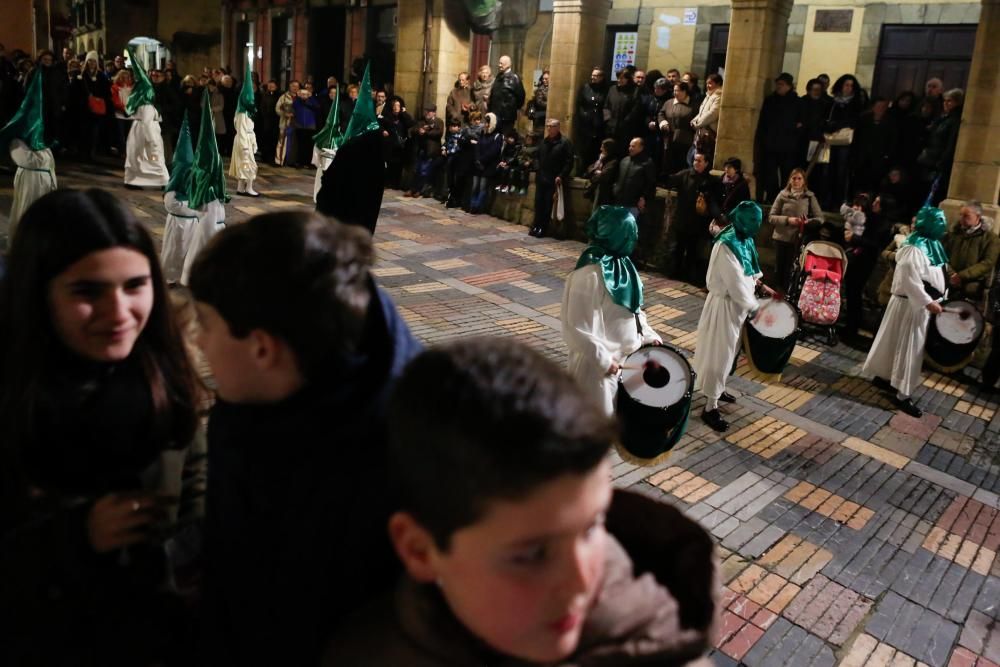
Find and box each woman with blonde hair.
[472,65,493,113]
[768,168,824,290]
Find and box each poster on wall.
[683,8,698,25]
[611,32,638,76]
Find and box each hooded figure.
[229,50,260,196]
[315,62,384,233]
[123,47,170,187]
[863,206,948,417]
[561,206,662,416]
[0,71,57,237]
[180,87,230,285]
[311,87,343,202]
[160,113,200,284]
[693,201,764,432]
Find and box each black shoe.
[872,377,894,393]
[528,226,541,237]
[701,409,730,432]
[719,392,737,404]
[124,184,142,190]
[892,396,923,418]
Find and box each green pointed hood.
[236,52,256,117]
[189,87,229,209]
[313,87,343,150]
[715,201,763,276]
[575,206,644,313]
[0,70,47,151]
[125,46,157,116]
[343,62,381,142]
[165,113,194,199]
[904,206,949,267]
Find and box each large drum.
[926,299,985,372]
[616,345,695,463]
[742,297,800,380]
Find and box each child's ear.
[248,329,287,370]
[389,512,440,583]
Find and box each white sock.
[896,392,909,401]
[246,178,258,195]
[237,179,246,193]
[706,396,719,411]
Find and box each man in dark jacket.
[754,72,800,203]
[152,68,182,161]
[574,67,608,174]
[530,118,574,238]
[191,213,422,667]
[488,55,525,135]
[665,152,722,286]
[850,97,898,193]
[613,137,657,220]
[406,104,445,197]
[604,69,644,159]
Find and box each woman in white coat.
[0,72,56,239]
[693,201,768,432]
[562,206,661,416]
[123,47,169,188]
[863,206,947,417]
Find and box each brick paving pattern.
[4,161,1000,666]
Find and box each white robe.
[180,200,226,286]
[312,146,336,202]
[161,191,201,284]
[862,244,945,397]
[124,104,170,187]
[693,243,760,402]
[561,263,661,416]
[8,139,56,237]
[228,112,258,181]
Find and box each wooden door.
[872,24,976,99]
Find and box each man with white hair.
[530,118,574,238]
[923,77,944,116]
[488,54,525,135]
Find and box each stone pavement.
[3,161,1000,667]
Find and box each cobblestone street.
[3,161,1000,667]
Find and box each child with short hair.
[324,336,717,665]
[188,211,421,667]
[495,129,521,193]
[438,118,463,203]
[841,192,870,255]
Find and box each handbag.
[552,183,565,222]
[823,127,854,146]
[695,191,708,217]
[88,94,107,116]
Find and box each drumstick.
[941,307,971,320]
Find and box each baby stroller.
[787,239,849,346]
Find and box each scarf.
[904,206,948,267]
[574,206,643,313]
[834,94,854,106]
[715,201,762,276]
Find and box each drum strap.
[634,313,643,337]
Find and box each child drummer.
[561,206,662,416]
[693,201,772,432]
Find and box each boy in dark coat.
[189,211,421,667]
[324,337,718,666]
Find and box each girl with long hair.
[0,188,203,666]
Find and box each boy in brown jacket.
[324,337,718,666]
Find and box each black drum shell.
[926,304,984,370]
[743,322,798,375]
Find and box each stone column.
[395,0,471,115]
[714,0,793,174]
[546,0,612,138]
[940,0,1000,223]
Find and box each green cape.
[236,52,256,117]
[125,46,157,117]
[0,70,47,151]
[575,206,644,313]
[188,87,229,209]
[715,201,763,276]
[313,87,343,150]
[165,113,194,200]
[904,206,949,267]
[343,62,381,142]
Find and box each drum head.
[936,300,984,345]
[751,298,798,339]
[620,346,692,409]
